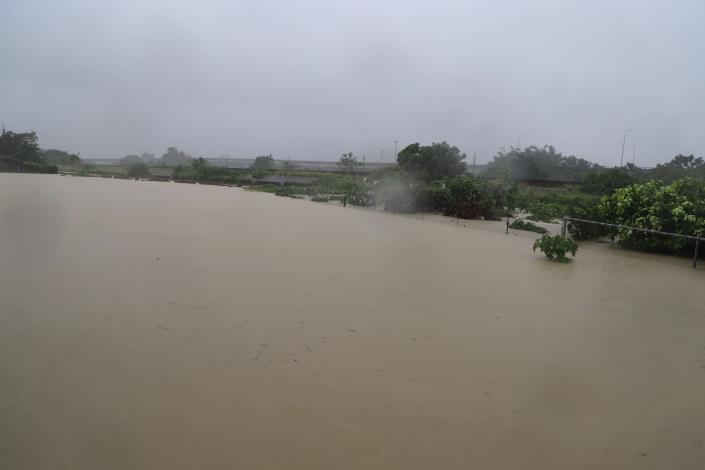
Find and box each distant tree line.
[0,128,79,173]
[480,145,705,189]
[334,141,512,218]
[119,147,193,167]
[482,145,600,182]
[42,149,81,165]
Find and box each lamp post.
[620,129,632,166]
[630,144,636,166]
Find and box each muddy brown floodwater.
[1,173,705,469]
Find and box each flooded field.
[1,173,705,470]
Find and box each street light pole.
[630,144,636,166]
[620,129,632,167]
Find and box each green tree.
[580,168,635,195]
[667,154,704,170]
[338,152,359,173]
[192,156,209,170]
[0,131,42,162]
[140,152,157,164]
[483,145,599,181]
[599,178,705,253]
[121,152,157,165]
[429,175,511,220]
[119,154,143,165]
[533,235,578,262]
[648,154,705,182]
[192,157,210,177]
[161,147,193,166]
[252,154,274,170]
[396,141,467,182]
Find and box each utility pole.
[472,153,477,175]
[1,123,5,136]
[630,144,636,166]
[380,150,384,164]
[393,140,398,162]
[620,129,632,166]
[516,134,525,149]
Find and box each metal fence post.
[694,238,700,269]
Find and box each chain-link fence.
[561,216,702,269]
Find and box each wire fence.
[561,217,702,269]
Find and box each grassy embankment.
[0,156,58,174]
[59,162,600,223]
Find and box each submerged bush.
[510,219,548,234]
[274,189,303,199]
[533,234,578,262]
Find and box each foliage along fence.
[562,217,702,268]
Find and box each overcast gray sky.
[1,0,703,165]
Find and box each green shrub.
[0,156,58,174]
[600,178,705,254]
[341,178,375,207]
[311,195,329,202]
[526,202,563,222]
[580,168,635,195]
[430,175,512,220]
[533,234,578,262]
[275,189,303,198]
[510,219,548,234]
[566,203,609,240]
[513,188,600,221]
[126,162,150,178]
